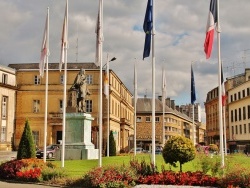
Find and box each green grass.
[51,153,250,178]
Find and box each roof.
[8,62,99,70]
[136,98,193,122]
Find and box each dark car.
[36,144,59,159]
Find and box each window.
[136,117,142,122]
[239,124,242,134]
[235,125,238,134]
[244,124,246,134]
[33,100,40,113]
[32,131,39,146]
[155,117,160,122]
[247,88,250,96]
[34,75,40,85]
[230,95,233,102]
[239,108,242,121]
[1,96,7,119]
[231,110,234,122]
[238,92,241,100]
[234,93,237,101]
[86,100,92,112]
[249,123,250,133]
[86,75,93,84]
[2,73,8,84]
[1,127,6,142]
[243,107,246,120]
[60,100,63,112]
[243,90,245,98]
[231,126,234,135]
[248,105,250,119]
[146,117,151,122]
[60,75,64,84]
[235,109,237,121]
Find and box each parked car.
[36,144,59,159]
[155,146,163,154]
[129,147,146,153]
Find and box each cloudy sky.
[1,0,250,122]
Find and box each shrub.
[129,158,158,176]
[209,144,219,153]
[17,120,36,160]
[81,165,137,188]
[0,158,66,182]
[162,136,196,172]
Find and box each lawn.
[51,153,250,178]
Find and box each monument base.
[55,144,98,160]
[55,113,98,160]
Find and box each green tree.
[162,135,196,172]
[109,131,116,156]
[17,119,36,159]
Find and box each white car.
[129,147,145,153]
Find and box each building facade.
[135,97,201,151]
[0,65,17,151]
[205,68,250,152]
[227,69,250,152]
[8,63,134,154]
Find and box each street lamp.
[104,53,116,157]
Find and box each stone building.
[8,63,134,154]
[135,96,200,151]
[0,65,17,151]
[205,68,250,152]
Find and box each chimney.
[158,95,162,101]
[171,100,175,110]
[166,97,171,107]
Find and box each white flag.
[39,10,49,77]
[95,0,103,66]
[59,0,68,71]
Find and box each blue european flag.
[143,0,153,60]
[191,65,196,104]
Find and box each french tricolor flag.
[204,0,218,59]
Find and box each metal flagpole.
[98,0,103,167]
[134,60,137,156]
[151,0,156,166]
[192,104,195,145]
[106,54,110,157]
[217,0,225,167]
[62,0,68,168]
[43,7,49,163]
[223,106,227,156]
[162,67,166,147]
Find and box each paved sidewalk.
[0,151,17,162]
[0,180,62,188]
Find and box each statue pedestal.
[55,113,98,160]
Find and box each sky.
[1,0,250,122]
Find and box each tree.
[162,135,196,172]
[108,131,116,156]
[17,120,36,159]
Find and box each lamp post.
[104,53,116,157]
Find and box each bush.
[162,136,196,172]
[0,159,66,182]
[81,165,137,188]
[17,120,36,159]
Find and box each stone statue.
[70,69,90,112]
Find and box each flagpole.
[106,53,110,157]
[151,0,156,166]
[98,0,103,167]
[43,7,49,163]
[217,0,224,167]
[134,60,137,157]
[61,0,68,168]
[162,67,165,147]
[223,106,227,156]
